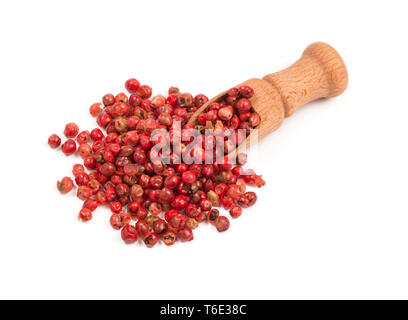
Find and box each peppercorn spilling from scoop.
[48,78,265,247]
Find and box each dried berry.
[48,134,61,148]
[57,177,74,194]
[61,139,76,156]
[64,123,79,138]
[229,205,242,218]
[143,232,159,248]
[177,228,193,242]
[78,208,92,222]
[215,216,230,232]
[121,224,138,244]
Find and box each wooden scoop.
[188,42,348,158]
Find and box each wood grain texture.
[188,42,348,158]
[263,42,348,117]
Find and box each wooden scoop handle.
[263,42,348,117]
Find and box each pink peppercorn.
[64,123,79,138]
[215,216,230,232]
[125,78,140,93]
[61,139,76,156]
[48,134,61,148]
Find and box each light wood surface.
[188,42,348,158]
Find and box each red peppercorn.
[207,208,219,223]
[57,177,74,194]
[164,209,179,223]
[97,113,112,128]
[102,94,115,106]
[61,139,76,156]
[249,113,260,127]
[220,196,233,210]
[181,170,197,185]
[77,186,92,201]
[177,227,193,242]
[129,94,142,107]
[72,164,85,176]
[236,98,252,114]
[199,198,212,211]
[64,123,79,138]
[99,162,116,177]
[169,212,186,230]
[110,213,122,230]
[137,85,152,99]
[214,183,228,197]
[153,218,167,234]
[115,92,128,104]
[125,78,140,93]
[136,220,150,236]
[95,190,108,204]
[75,172,90,186]
[48,134,61,148]
[110,201,122,213]
[185,203,201,218]
[83,155,96,169]
[238,85,254,98]
[164,174,180,189]
[121,224,138,244]
[171,195,189,211]
[194,94,209,108]
[244,191,257,207]
[176,163,188,174]
[215,216,230,232]
[162,231,177,246]
[229,205,242,218]
[218,106,234,121]
[143,232,159,248]
[148,202,162,215]
[83,198,98,212]
[90,128,104,141]
[104,187,117,202]
[76,144,91,159]
[78,208,92,222]
[89,102,102,117]
[76,130,91,145]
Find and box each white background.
[0,0,407,299]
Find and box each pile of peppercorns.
[49,78,265,247]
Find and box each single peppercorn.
[143,232,159,248]
[78,208,92,222]
[215,216,230,232]
[162,231,177,246]
[125,78,140,93]
[177,228,194,242]
[57,177,74,194]
[185,217,198,230]
[48,134,61,148]
[102,94,115,106]
[121,224,138,244]
[77,186,92,200]
[207,208,219,223]
[61,139,77,156]
[110,201,122,213]
[83,198,98,212]
[89,102,102,117]
[153,218,167,234]
[64,123,79,138]
[229,205,242,218]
